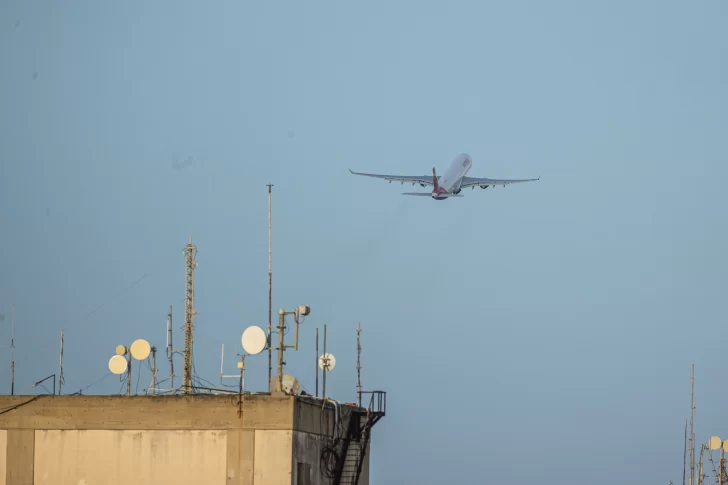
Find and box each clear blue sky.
[1,0,726,483]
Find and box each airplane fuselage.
[348,152,538,199]
[432,153,472,200]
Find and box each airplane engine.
[420,183,426,187]
[480,185,489,189]
[453,188,461,194]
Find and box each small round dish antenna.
[722,441,728,453]
[130,339,151,360]
[710,436,722,451]
[109,355,128,375]
[269,374,301,395]
[242,326,267,355]
[115,345,127,356]
[319,352,336,372]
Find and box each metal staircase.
[333,391,386,485]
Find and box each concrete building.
[0,392,385,485]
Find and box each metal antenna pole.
[59,329,64,395]
[183,236,198,394]
[10,304,15,396]
[167,305,174,391]
[315,327,319,398]
[690,364,695,485]
[698,445,704,485]
[322,324,327,399]
[240,354,245,395]
[683,418,688,485]
[150,347,157,396]
[277,309,285,393]
[356,322,362,407]
[127,353,132,396]
[267,184,273,387]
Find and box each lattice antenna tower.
[183,236,198,394]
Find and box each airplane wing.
[349,169,437,186]
[459,176,540,188]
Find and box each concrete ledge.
[0,394,294,431]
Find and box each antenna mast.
[10,304,15,396]
[698,445,704,485]
[690,364,695,485]
[167,305,174,390]
[356,322,362,407]
[322,324,327,399]
[182,236,198,394]
[683,418,688,485]
[59,329,64,395]
[267,184,273,387]
[150,346,157,395]
[315,327,319,398]
[127,352,132,396]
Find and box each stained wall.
[0,394,373,485]
[34,430,227,485]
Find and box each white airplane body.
[350,153,539,200]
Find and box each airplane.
[349,153,539,200]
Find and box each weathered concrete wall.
[225,429,255,485]
[0,394,374,485]
[358,441,370,485]
[292,430,330,485]
[0,429,6,485]
[254,430,293,484]
[7,429,34,485]
[291,401,371,485]
[34,430,227,485]
[0,395,293,430]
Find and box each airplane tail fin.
[432,167,439,193]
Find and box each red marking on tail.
[432,168,447,195]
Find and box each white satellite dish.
[319,352,336,372]
[130,339,151,360]
[242,326,267,355]
[109,355,128,375]
[723,440,728,453]
[710,436,722,451]
[269,374,301,395]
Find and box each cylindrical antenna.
[10,304,15,396]
[356,322,362,407]
[59,329,64,395]
[322,324,327,399]
[240,354,245,395]
[127,353,132,396]
[315,327,319,398]
[267,184,273,387]
[150,346,157,396]
[167,305,174,390]
[220,344,225,384]
[277,309,285,393]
